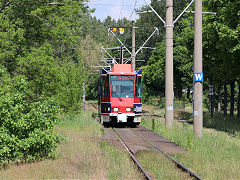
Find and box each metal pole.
[143,0,165,25]
[132,21,136,71]
[109,30,132,56]
[165,0,174,128]
[120,46,124,64]
[193,0,203,137]
[125,27,158,64]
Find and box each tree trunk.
[178,87,183,99]
[237,82,240,117]
[217,86,221,112]
[230,80,235,117]
[224,82,228,117]
[187,87,191,102]
[213,89,216,112]
[209,94,211,112]
[83,81,86,110]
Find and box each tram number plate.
[118,114,127,122]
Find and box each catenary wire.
[118,0,125,21]
[128,0,138,20]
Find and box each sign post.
[209,85,214,117]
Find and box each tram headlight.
[126,108,132,112]
[113,108,119,112]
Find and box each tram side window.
[102,76,106,97]
[137,76,142,98]
[135,76,142,98]
[135,76,138,98]
[102,76,110,98]
[106,75,110,98]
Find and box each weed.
[141,112,240,179]
[151,119,155,131]
[100,128,106,135]
[99,140,141,179]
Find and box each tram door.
[100,75,111,114]
[135,76,142,103]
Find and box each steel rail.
[112,128,152,180]
[132,128,203,180]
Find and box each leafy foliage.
[136,0,239,110]
[0,68,61,167]
[0,0,106,167]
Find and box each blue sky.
[87,0,148,21]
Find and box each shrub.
[0,67,61,167]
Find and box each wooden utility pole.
[165,0,174,128]
[193,0,203,137]
[132,21,136,71]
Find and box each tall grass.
[175,109,240,137]
[0,111,141,179]
[203,112,240,136]
[141,115,240,179]
[136,151,192,179]
[100,141,142,180]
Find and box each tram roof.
[102,64,142,75]
[112,64,133,73]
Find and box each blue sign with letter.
[194,73,203,82]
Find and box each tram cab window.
[102,76,110,98]
[111,75,134,98]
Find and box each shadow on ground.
[175,110,240,136]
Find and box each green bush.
[0,67,61,167]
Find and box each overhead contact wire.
[128,0,138,20]
[118,0,125,21]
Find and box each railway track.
[111,127,203,180]
[112,128,152,180]
[132,128,203,180]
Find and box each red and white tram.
[99,64,142,126]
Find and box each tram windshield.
[110,75,134,98]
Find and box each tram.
[98,64,142,126]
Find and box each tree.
[79,35,102,100]
[203,0,240,115]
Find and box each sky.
[87,0,148,21]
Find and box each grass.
[141,112,240,179]
[203,112,240,136]
[136,151,193,180]
[2,101,239,179]
[0,111,142,179]
[143,104,165,115]
[100,141,141,179]
[175,108,240,137]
